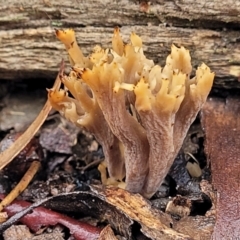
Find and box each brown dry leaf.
[92,186,192,240]
[3,225,33,240]
[201,97,240,239]
[39,121,78,154]
[3,224,65,240]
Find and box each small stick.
[78,158,103,171]
[0,161,41,222]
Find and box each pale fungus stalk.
[134,72,186,198]
[48,72,125,181]
[80,63,149,193]
[49,27,214,198]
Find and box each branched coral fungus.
[48,28,214,198]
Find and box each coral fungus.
[48,28,214,198]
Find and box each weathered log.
[0,0,240,89]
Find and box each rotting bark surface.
[202,97,240,239]
[0,0,240,89]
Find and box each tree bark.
[202,97,240,239]
[0,0,240,89]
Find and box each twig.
[78,158,103,172]
[0,61,64,170]
[0,194,102,239]
[0,161,41,214]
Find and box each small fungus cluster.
[48,28,214,198]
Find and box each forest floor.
[0,78,239,239]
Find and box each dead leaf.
[3,225,33,240]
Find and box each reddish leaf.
[0,195,101,240]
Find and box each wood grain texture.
[0,0,240,89]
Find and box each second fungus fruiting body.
[49,28,214,198]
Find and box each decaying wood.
[99,225,118,240]
[201,97,240,239]
[174,215,215,240]
[0,0,240,89]
[97,187,192,240]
